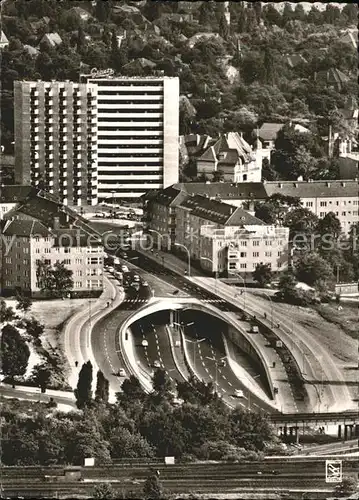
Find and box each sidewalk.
[63,273,124,397]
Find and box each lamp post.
[175,242,191,277]
[234,272,246,311]
[262,292,274,329]
[200,256,218,293]
[206,355,227,393]
[111,190,116,221]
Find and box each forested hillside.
[1,0,357,153]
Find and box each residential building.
[14,80,98,206]
[284,54,307,69]
[174,194,289,277]
[39,33,62,48]
[172,179,358,234]
[142,185,188,249]
[314,68,349,92]
[15,76,180,204]
[88,76,179,201]
[0,218,104,297]
[0,31,9,50]
[197,132,262,183]
[0,185,35,220]
[256,122,311,162]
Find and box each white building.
[14,76,180,205]
[88,76,179,201]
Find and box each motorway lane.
[0,385,77,410]
[194,278,354,412]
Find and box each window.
[240,252,246,258]
[278,251,282,256]
[5,257,11,264]
[240,241,247,246]
[75,270,82,277]
[240,263,246,269]
[253,252,259,257]
[75,281,82,288]
[16,264,21,270]
[320,201,327,207]
[342,212,346,216]
[265,240,272,246]
[44,259,51,265]
[306,202,313,207]
[252,240,260,246]
[63,259,71,265]
[16,241,21,247]
[86,269,97,276]
[64,248,70,253]
[24,270,29,277]
[229,262,236,270]
[23,247,29,253]
[87,257,99,265]
[5,281,12,287]
[75,258,82,264]
[265,251,272,257]
[44,248,51,253]
[320,212,325,217]
[35,248,40,253]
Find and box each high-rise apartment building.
[14,80,98,206]
[14,76,179,205]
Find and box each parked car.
[117,368,126,377]
[121,265,129,273]
[153,360,161,368]
[233,389,245,398]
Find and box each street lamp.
[234,272,246,311]
[200,256,218,292]
[262,291,274,329]
[206,355,227,393]
[149,229,166,266]
[111,190,116,221]
[175,242,191,277]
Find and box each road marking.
[228,382,232,387]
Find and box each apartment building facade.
[174,194,289,277]
[14,80,98,206]
[0,218,104,297]
[89,76,179,200]
[14,76,179,205]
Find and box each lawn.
[316,302,359,340]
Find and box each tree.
[333,475,358,497]
[263,47,276,85]
[252,263,272,287]
[93,482,116,499]
[15,293,32,314]
[95,0,111,22]
[284,207,319,241]
[118,375,145,405]
[74,361,93,409]
[36,260,73,298]
[33,364,52,393]
[152,368,174,399]
[0,300,16,323]
[95,370,109,403]
[1,324,30,387]
[278,271,298,295]
[316,212,342,240]
[212,170,224,182]
[295,252,334,289]
[143,473,163,500]
[22,317,44,340]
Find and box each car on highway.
[121,265,129,273]
[132,274,140,282]
[153,360,161,368]
[141,280,149,287]
[117,368,126,377]
[250,325,259,333]
[233,389,245,398]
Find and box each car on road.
[108,266,114,273]
[250,325,259,333]
[141,280,149,287]
[233,389,245,398]
[121,252,128,260]
[121,265,129,273]
[173,289,179,295]
[153,360,161,368]
[132,274,140,282]
[117,368,126,377]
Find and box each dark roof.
[146,186,188,207]
[174,182,268,200]
[178,194,264,226]
[0,218,51,237]
[316,68,349,85]
[0,185,36,203]
[264,180,358,198]
[285,54,307,68]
